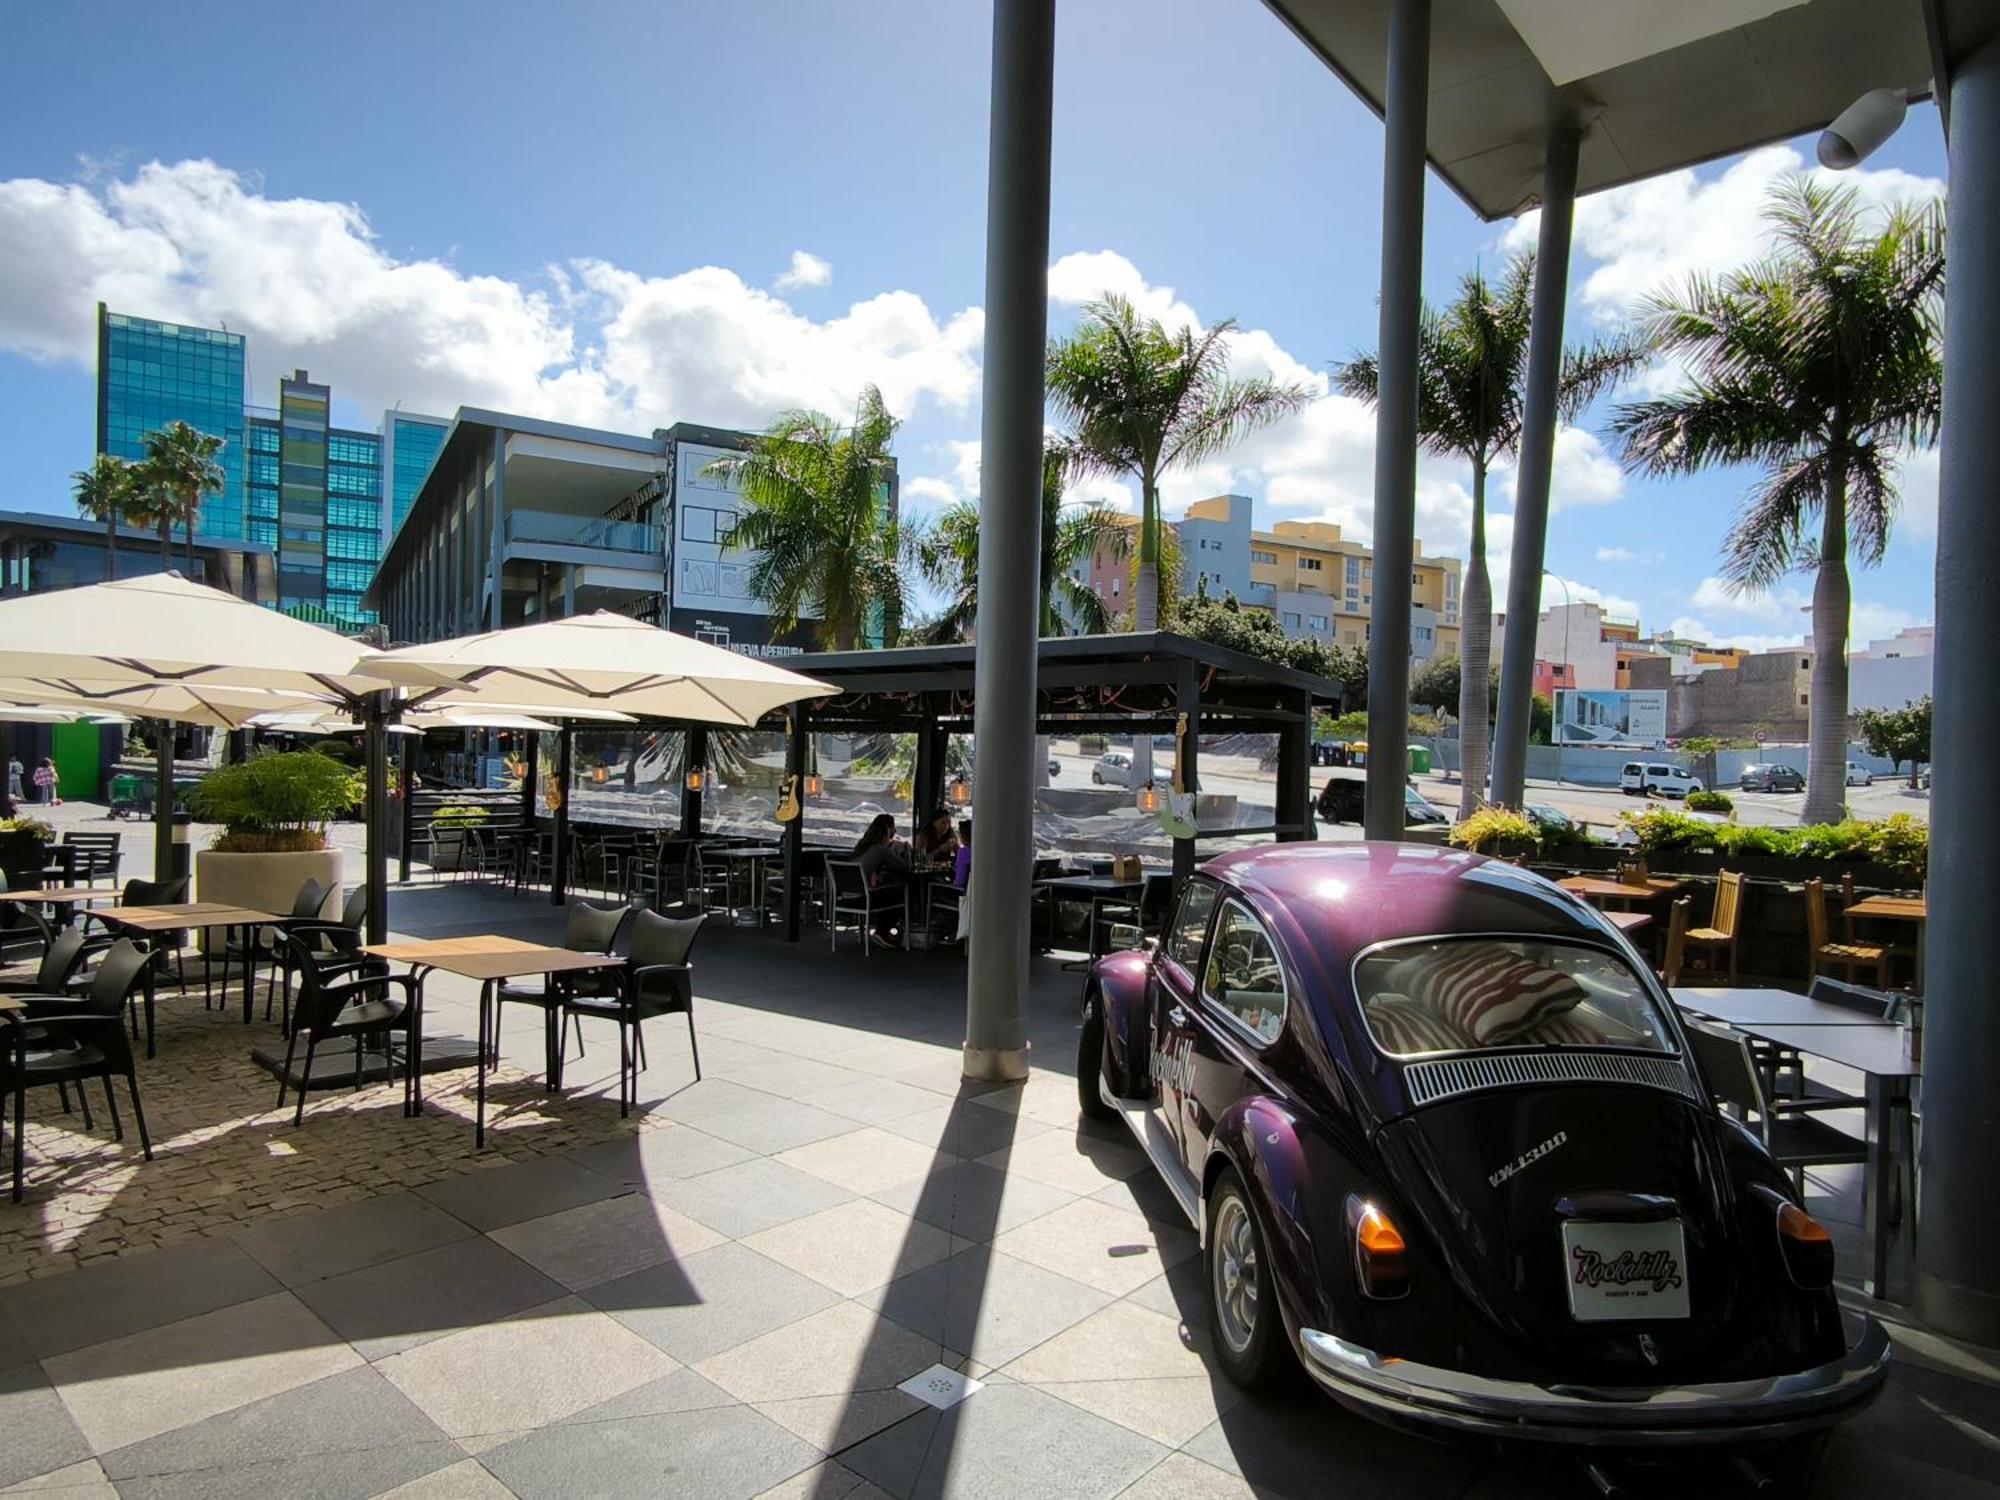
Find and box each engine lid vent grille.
[1401,1049,1700,1110]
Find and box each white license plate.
[1561,1220,1691,1321]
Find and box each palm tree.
[1336,256,1641,817]
[1047,294,1311,632]
[704,386,908,651]
[71,454,138,581]
[138,421,227,574]
[915,443,1132,642]
[1613,177,1943,824]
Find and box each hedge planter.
[194,848,342,952]
[0,830,50,890]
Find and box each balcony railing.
[503,510,662,555]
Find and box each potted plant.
[188,751,359,933]
[0,815,57,889]
[1447,807,1540,861]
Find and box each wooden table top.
[1847,895,1926,922]
[0,996,24,1013]
[96,903,279,930]
[1559,875,1688,900]
[1605,910,1652,932]
[362,936,625,983]
[0,887,105,904]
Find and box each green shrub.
[1448,807,1539,853]
[1618,807,1721,856]
[1712,823,1795,859]
[1684,789,1733,813]
[432,803,491,828]
[0,816,55,843]
[1864,814,1928,880]
[189,751,362,853]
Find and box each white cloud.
[1048,250,1201,332]
[1896,447,1939,538]
[1503,145,1945,325]
[901,476,957,510]
[0,159,983,434]
[773,250,831,291]
[1595,546,1635,563]
[1675,579,1923,650]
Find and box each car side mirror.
[1108,923,1151,953]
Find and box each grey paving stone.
[878,1101,1052,1160]
[99,1365,448,1482]
[1182,1386,1476,1499]
[1812,1434,2000,1500]
[481,1401,821,1500]
[0,1362,92,1489]
[841,1380,1167,1500]
[562,1125,754,1187]
[229,1191,476,1287]
[293,1236,566,1361]
[109,1441,464,1500]
[642,1157,854,1240]
[580,1242,841,1365]
[0,1301,33,1374]
[560,1366,739,1425]
[413,1156,628,1232]
[0,1238,280,1360]
[667,1095,859,1156]
[868,1160,1074,1243]
[861,1247,1113,1369]
[1830,1348,2000,1488]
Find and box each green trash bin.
[1408,745,1433,774]
[108,774,143,818]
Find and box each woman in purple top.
[952,821,972,887]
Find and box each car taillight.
[1775,1200,1835,1289]
[1346,1195,1410,1300]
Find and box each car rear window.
[1622,763,1641,774]
[1355,938,1677,1058]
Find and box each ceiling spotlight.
[1818,88,1908,170]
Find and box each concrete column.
[363,693,389,945]
[681,727,707,838]
[397,733,415,884]
[1276,690,1312,840]
[1361,0,1432,841]
[489,431,506,629]
[965,0,1055,1083]
[1917,27,2000,1347]
[152,721,174,884]
[1490,125,1580,810]
[782,705,807,942]
[1172,661,1202,883]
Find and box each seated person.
[913,808,959,865]
[952,820,972,887]
[853,814,913,948]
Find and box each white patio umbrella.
[0,704,86,724]
[363,612,833,727]
[0,679,338,731]
[0,573,389,698]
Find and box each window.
[1307,614,1328,632]
[1800,694,1809,707]
[1203,901,1287,1045]
[1282,612,1301,629]
[1415,625,1433,642]
[1346,557,1361,582]
[1167,881,1219,971]
[1301,557,1323,571]
[1252,549,1277,565]
[1356,937,1676,1057]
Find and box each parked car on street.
[1740,764,1806,793]
[1523,804,1577,837]
[1315,770,1448,830]
[1845,762,1874,787]
[1620,762,1703,798]
[1092,750,1135,787]
[1078,843,1888,1451]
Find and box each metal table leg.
[476,977,492,1149]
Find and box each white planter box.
[194,848,343,952]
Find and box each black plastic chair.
[268,886,370,1034]
[1686,1023,1866,1197]
[0,937,155,1201]
[60,832,122,888]
[0,874,58,965]
[565,911,708,1113]
[495,901,633,1086]
[275,930,420,1126]
[89,877,190,1039]
[215,877,329,1022]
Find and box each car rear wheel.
[1207,1168,1289,1390]
[1077,994,1116,1121]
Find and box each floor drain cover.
[898,1363,983,1410]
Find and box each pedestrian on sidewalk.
[5,756,21,804]
[32,757,58,805]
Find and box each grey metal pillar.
[965,0,1054,1084]
[1918,27,2000,1347]
[681,727,707,838]
[397,733,415,885]
[1491,125,1581,810]
[1361,0,1432,841]
[363,693,389,945]
[489,431,506,630]
[551,727,572,906]
[1172,661,1202,883]
[1276,690,1312,840]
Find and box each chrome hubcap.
[1212,1197,1260,1355]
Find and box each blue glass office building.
[96,304,448,630]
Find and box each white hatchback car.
[1091,750,1135,787]
[1620,761,1704,798]
[1846,762,1875,786]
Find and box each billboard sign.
[1553,689,1667,746]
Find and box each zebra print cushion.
[1404,948,1588,1045]
[1367,994,1473,1056]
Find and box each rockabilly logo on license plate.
[1562,1220,1691,1321]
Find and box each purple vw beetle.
[1079,843,1887,1461]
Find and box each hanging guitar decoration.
[774,772,802,824]
[1158,711,1199,839]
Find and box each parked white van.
[1620,761,1704,798]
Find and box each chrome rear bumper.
[1297,1317,1890,1446]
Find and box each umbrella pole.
[364,694,390,946]
[551,727,571,906]
[153,721,174,884]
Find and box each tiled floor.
[0,875,1996,1497]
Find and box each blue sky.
[0,0,1947,650]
